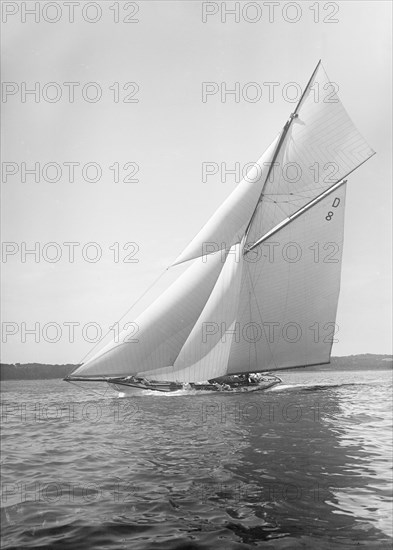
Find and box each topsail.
[69,62,375,385]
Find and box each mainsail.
[69,62,374,384]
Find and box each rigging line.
[247,266,278,371]
[263,190,331,197]
[75,266,170,368]
[262,196,314,206]
[282,199,309,204]
[281,198,321,206]
[245,260,279,372]
[263,194,291,218]
[272,200,290,217]
[263,193,304,196]
[262,198,312,208]
[248,289,253,372]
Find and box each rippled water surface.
[1,367,392,549]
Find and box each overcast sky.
[1,0,392,364]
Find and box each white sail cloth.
[141,184,347,381]
[172,135,279,265]
[246,64,374,246]
[71,63,374,382]
[227,184,347,374]
[72,252,227,377]
[141,243,244,382]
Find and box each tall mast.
[244,60,322,242]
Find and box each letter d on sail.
[332,197,341,208]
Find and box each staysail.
[70,62,374,383]
[72,250,227,377]
[144,243,245,382]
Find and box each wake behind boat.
[64,61,375,397]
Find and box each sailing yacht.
[65,61,375,394]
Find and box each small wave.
[269,381,373,393]
[116,380,372,398]
[119,386,279,398]
[143,388,221,397]
[268,384,295,391]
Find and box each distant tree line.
[330,355,392,369]
[0,363,78,380]
[0,355,391,381]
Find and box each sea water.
[1,367,392,549]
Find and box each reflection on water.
[1,368,392,549]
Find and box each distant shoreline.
[0,354,391,381]
[0,363,77,381]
